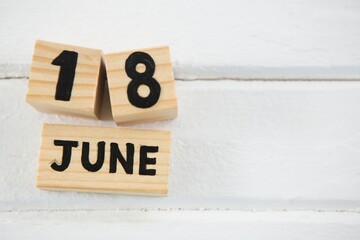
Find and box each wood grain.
[105,46,178,124]
[26,40,105,119]
[36,124,170,196]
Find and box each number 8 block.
[105,46,178,124]
[26,40,106,119]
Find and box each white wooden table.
[0,0,359,239]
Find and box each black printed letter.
[109,143,134,174]
[139,146,158,176]
[51,140,78,172]
[81,141,105,172]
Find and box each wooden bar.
[36,124,170,196]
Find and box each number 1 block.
[105,46,178,124]
[26,40,106,119]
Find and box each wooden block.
[36,124,170,196]
[26,40,106,119]
[105,46,178,124]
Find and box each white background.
[0,0,360,239]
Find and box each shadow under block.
[105,46,178,124]
[26,40,105,119]
[36,124,170,196]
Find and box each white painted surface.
[1,0,360,79]
[1,1,360,238]
[1,79,360,211]
[1,210,360,240]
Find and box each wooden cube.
[105,46,178,124]
[37,124,170,196]
[26,40,106,119]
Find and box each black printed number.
[52,50,78,101]
[125,52,161,108]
